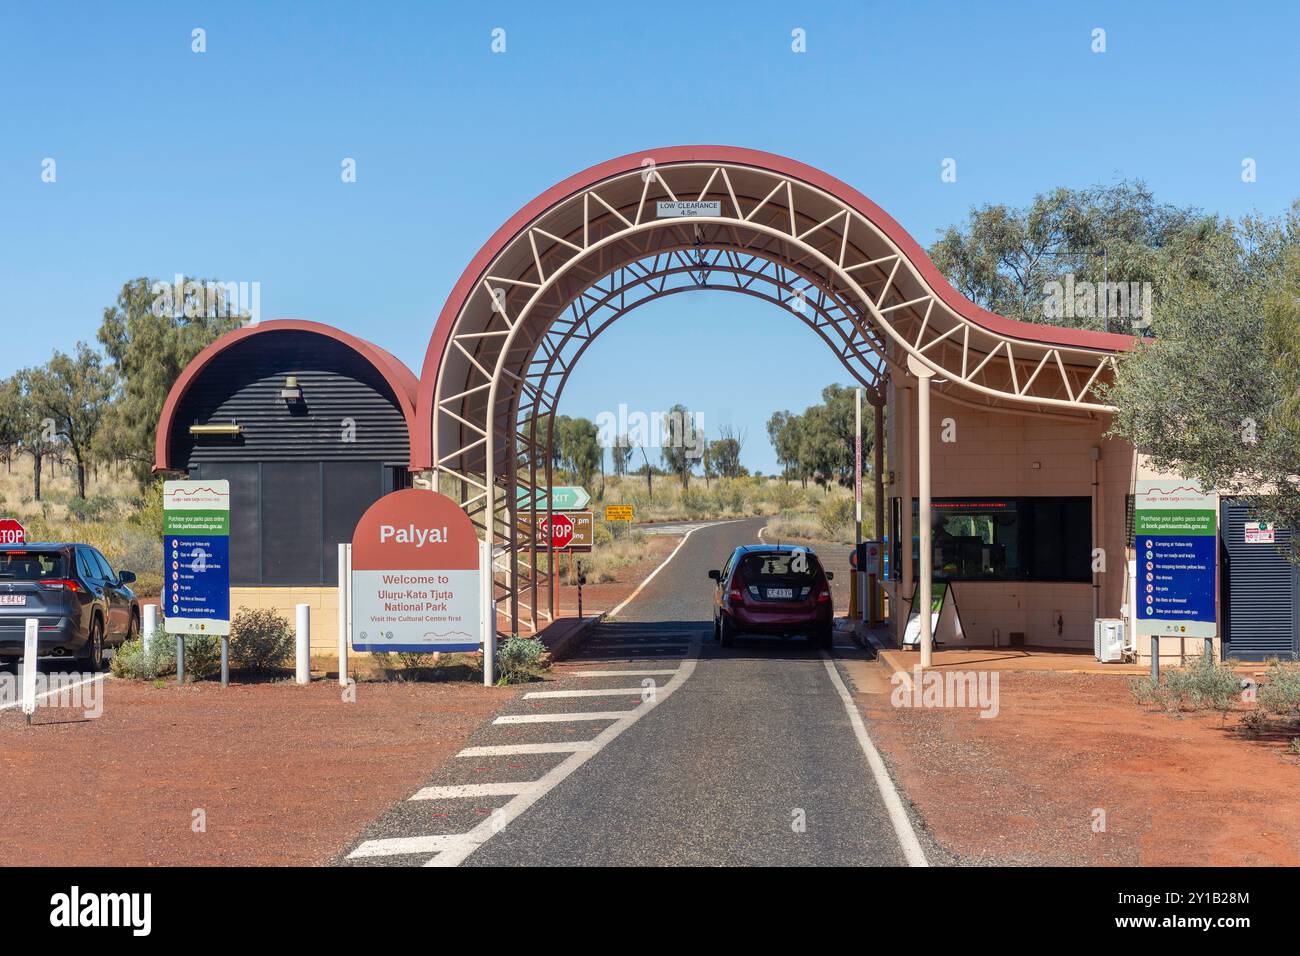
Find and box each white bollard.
[22,618,38,721]
[295,603,310,685]
[337,544,349,687]
[143,603,158,654]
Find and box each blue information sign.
[162,481,232,636]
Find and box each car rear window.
[738,551,820,582]
[0,551,68,581]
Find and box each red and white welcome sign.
[350,489,481,652]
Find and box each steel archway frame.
[507,248,890,632]
[417,148,1132,636]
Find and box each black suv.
[0,544,141,669]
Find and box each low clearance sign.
[350,489,481,653]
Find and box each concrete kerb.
[536,614,607,662]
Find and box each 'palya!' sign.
[380,524,450,547]
[351,490,481,652]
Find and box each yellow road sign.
[605,504,634,522]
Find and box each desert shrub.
[1257,659,1300,719]
[111,636,173,680]
[228,607,294,672]
[496,635,546,684]
[66,494,119,522]
[817,496,854,541]
[110,629,221,681]
[768,481,803,512]
[1131,654,1241,712]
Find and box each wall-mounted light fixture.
[189,423,242,436]
[280,375,303,403]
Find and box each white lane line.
[820,653,929,867]
[428,647,700,867]
[458,742,595,757]
[523,687,645,699]
[494,711,631,724]
[758,524,768,541]
[0,671,106,712]
[410,782,529,800]
[349,834,459,858]
[569,669,679,677]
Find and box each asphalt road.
[340,516,923,867]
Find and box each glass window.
[0,550,67,580]
[738,551,821,582]
[909,497,1091,583]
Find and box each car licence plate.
[0,595,26,606]
[767,587,793,599]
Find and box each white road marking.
[494,711,632,724]
[427,647,700,867]
[457,742,595,757]
[410,782,529,800]
[523,687,646,699]
[0,671,106,712]
[820,653,929,867]
[348,835,459,858]
[372,519,714,867]
[579,642,688,652]
[568,669,679,677]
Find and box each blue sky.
[3,1,1297,473]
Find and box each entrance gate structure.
[413,146,1131,663]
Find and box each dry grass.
[0,462,162,595]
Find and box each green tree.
[660,403,698,489]
[766,409,806,484]
[610,434,634,477]
[930,181,1204,331]
[28,343,116,499]
[1104,201,1300,559]
[12,368,61,501]
[98,276,244,483]
[553,415,601,489]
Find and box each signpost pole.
[176,635,185,684]
[22,618,37,725]
[337,543,349,687]
[855,388,864,623]
[220,636,229,688]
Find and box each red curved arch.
[413,145,1135,469]
[154,318,420,471]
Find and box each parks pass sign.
[350,489,481,653]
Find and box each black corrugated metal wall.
[1221,501,1299,661]
[172,331,411,586]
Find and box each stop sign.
[547,513,575,549]
[0,518,27,545]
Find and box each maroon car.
[709,544,834,649]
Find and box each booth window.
[897,497,1092,583]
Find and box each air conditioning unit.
[1094,618,1127,663]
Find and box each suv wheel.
[81,617,105,671]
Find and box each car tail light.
[40,579,80,593]
[815,587,830,603]
[728,587,744,603]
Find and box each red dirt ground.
[861,670,1300,866]
[0,680,513,866]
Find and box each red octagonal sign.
[0,518,26,545]
[547,513,575,550]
